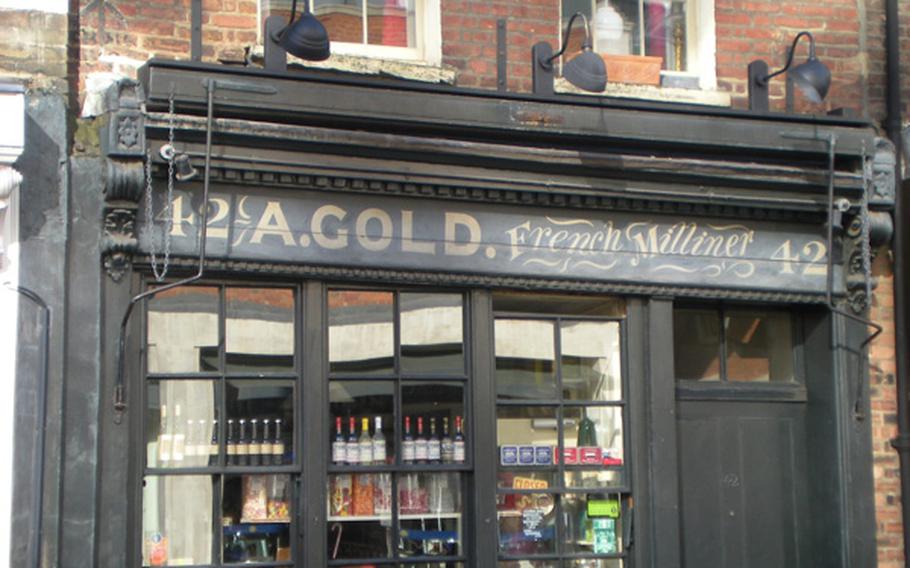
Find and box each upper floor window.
[309,0,442,64]
[561,0,716,89]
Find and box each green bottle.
[577,409,598,447]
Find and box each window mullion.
[361,0,368,45]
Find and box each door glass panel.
[226,380,294,466]
[560,321,621,401]
[562,494,623,555]
[725,310,794,382]
[328,473,392,559]
[399,473,463,557]
[146,380,219,469]
[674,309,721,381]
[142,475,213,566]
[222,474,292,563]
[147,286,219,373]
[495,319,556,400]
[497,492,557,555]
[225,288,294,373]
[400,293,464,375]
[564,469,623,490]
[562,407,624,467]
[497,406,557,467]
[329,290,395,375]
[330,381,395,466]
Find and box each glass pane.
[499,562,560,568]
[562,494,623,555]
[400,293,465,375]
[399,473,462,557]
[367,0,415,48]
[562,0,592,56]
[644,0,687,71]
[147,286,219,373]
[328,473,392,559]
[329,290,394,375]
[313,0,364,44]
[227,380,294,466]
[564,560,623,568]
[226,287,295,373]
[405,564,465,568]
[674,309,721,381]
[725,310,795,382]
[403,381,465,465]
[146,380,219,469]
[564,469,623,491]
[222,474,293,563]
[592,0,642,57]
[142,475,213,565]
[496,319,557,400]
[497,493,556,555]
[563,407,624,467]
[330,381,395,466]
[497,470,558,491]
[561,321,621,401]
[497,407,557,467]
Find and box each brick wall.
[0,8,69,82]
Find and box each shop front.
[92,59,895,567]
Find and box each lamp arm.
[542,12,591,69]
[761,30,815,84]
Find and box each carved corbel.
[101,79,146,281]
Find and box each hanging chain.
[861,147,873,306]
[144,91,177,282]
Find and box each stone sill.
[556,78,732,107]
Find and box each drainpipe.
[884,1,910,566]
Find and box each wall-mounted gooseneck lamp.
[264,0,331,71]
[532,12,608,96]
[748,31,831,113]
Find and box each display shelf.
[327,512,462,522]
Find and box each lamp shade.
[563,48,608,93]
[789,57,831,103]
[278,12,330,61]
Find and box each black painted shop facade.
[88,59,897,567]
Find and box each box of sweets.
[518,446,536,465]
[500,446,519,466]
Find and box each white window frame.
[561,0,716,90]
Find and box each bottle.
[332,417,346,465]
[428,417,441,464]
[226,419,237,465]
[171,405,185,463]
[249,419,261,466]
[402,416,415,464]
[441,417,454,464]
[208,419,219,466]
[272,418,285,465]
[359,417,373,465]
[346,417,360,466]
[157,404,171,464]
[453,416,465,463]
[577,409,598,447]
[374,471,392,515]
[262,419,271,466]
[237,419,249,466]
[415,416,428,463]
[372,416,386,465]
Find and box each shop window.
[143,285,298,566]
[674,307,796,382]
[493,295,629,565]
[264,0,442,64]
[327,289,469,563]
[561,0,716,89]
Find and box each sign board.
[138,187,838,294]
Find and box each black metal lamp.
[748,31,831,112]
[159,144,198,182]
[533,12,608,95]
[264,0,330,71]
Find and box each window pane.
[367,0,415,48]
[497,406,557,466]
[644,0,687,71]
[403,381,465,465]
[330,381,395,465]
[497,493,557,555]
[142,475,213,565]
[562,494,623,555]
[226,287,295,373]
[329,291,395,375]
[725,310,795,382]
[328,474,392,559]
[223,474,293,563]
[562,407,624,467]
[399,473,463,557]
[313,0,364,44]
[497,470,558,491]
[496,319,557,400]
[674,309,721,381]
[561,321,621,401]
[499,562,560,568]
[592,0,642,57]
[147,286,219,373]
[564,560,623,568]
[146,380,219,469]
[226,380,294,466]
[400,293,464,375]
[564,469,623,491]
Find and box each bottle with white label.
[359,417,373,465]
[415,417,428,463]
[171,404,185,463]
[332,417,346,465]
[401,416,415,464]
[346,417,360,465]
[372,416,386,465]
[428,417,441,464]
[453,416,465,463]
[249,419,261,466]
[441,417,454,464]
